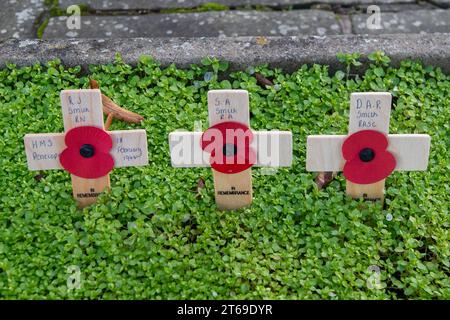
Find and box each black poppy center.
[223,143,237,157]
[79,144,95,158]
[359,148,375,162]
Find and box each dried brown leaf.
[34,172,45,182]
[101,94,144,123]
[255,36,268,45]
[90,78,145,124]
[315,172,337,190]
[255,72,274,87]
[197,178,206,193]
[89,78,100,89]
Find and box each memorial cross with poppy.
[306,92,431,200]
[169,90,293,211]
[24,89,148,208]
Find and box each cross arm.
[24,133,66,170]
[109,130,149,168]
[306,135,346,172]
[169,131,293,168]
[24,130,149,172]
[252,131,292,167]
[169,132,209,168]
[388,134,431,171]
[306,134,431,172]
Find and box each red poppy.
[60,126,114,179]
[201,121,256,174]
[342,130,396,184]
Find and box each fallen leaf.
[256,36,268,45]
[89,78,99,89]
[102,94,144,123]
[315,172,336,190]
[255,72,274,87]
[34,172,45,182]
[90,79,144,123]
[197,178,205,193]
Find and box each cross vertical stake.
[208,90,253,210]
[346,92,392,200]
[60,90,111,207]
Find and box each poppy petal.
[60,126,114,179]
[201,121,255,174]
[60,149,114,179]
[64,126,112,153]
[342,130,396,184]
[343,151,396,184]
[211,147,256,174]
[342,130,388,160]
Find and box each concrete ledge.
[0,34,449,73]
[44,10,343,38]
[58,0,417,10]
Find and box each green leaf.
[335,70,345,80]
[373,67,385,77]
[201,57,211,66]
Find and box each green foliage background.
[0,54,448,299]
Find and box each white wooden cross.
[24,89,148,207]
[306,92,431,199]
[169,90,293,210]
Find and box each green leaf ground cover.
[0,54,448,299]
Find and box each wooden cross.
[169,90,293,210]
[306,92,431,200]
[24,89,148,208]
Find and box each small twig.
[104,113,114,131]
[89,78,144,124]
